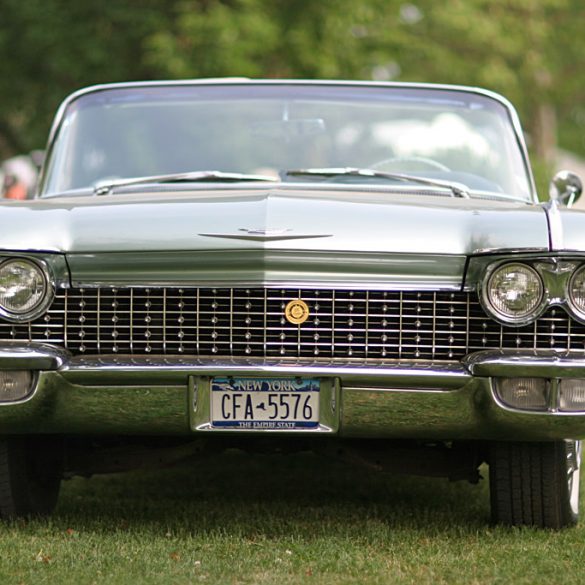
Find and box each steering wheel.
[370,156,451,173]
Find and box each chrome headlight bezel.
[481,262,546,326]
[0,258,54,322]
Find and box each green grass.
[0,451,584,584]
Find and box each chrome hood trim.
[65,249,466,288]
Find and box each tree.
[0,0,174,157]
[144,0,585,168]
[1,0,585,189]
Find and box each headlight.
[483,263,544,324]
[0,259,49,320]
[569,265,585,318]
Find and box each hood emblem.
[285,299,310,325]
[199,228,332,242]
[240,228,290,237]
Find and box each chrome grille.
[2,288,585,360]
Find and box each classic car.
[0,79,583,528]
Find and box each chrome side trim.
[464,349,585,377]
[471,247,549,256]
[59,356,470,389]
[543,199,564,251]
[0,342,70,370]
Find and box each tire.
[0,437,63,520]
[489,440,581,529]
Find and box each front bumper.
[2,343,585,441]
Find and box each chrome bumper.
[1,343,585,440]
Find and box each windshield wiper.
[283,167,470,198]
[93,171,278,195]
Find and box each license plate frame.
[189,375,339,434]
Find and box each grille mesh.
[1,287,584,360]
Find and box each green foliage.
[0,0,172,153]
[1,0,584,175]
[531,156,555,201]
[146,0,280,78]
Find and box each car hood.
[0,187,550,287]
[0,187,549,253]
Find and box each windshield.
[41,84,533,200]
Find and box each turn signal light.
[495,377,549,411]
[0,371,34,402]
[559,379,585,412]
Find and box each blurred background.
[1,0,584,199]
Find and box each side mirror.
[549,170,582,208]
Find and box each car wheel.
[0,437,63,519]
[489,440,581,529]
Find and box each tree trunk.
[532,102,557,164]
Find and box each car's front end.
[5,242,585,442]
[0,79,583,528]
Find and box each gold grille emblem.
[285,299,310,325]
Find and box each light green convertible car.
[1,79,584,528]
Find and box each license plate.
[211,377,320,430]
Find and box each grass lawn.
[0,450,584,585]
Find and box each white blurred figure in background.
[1,154,39,199]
